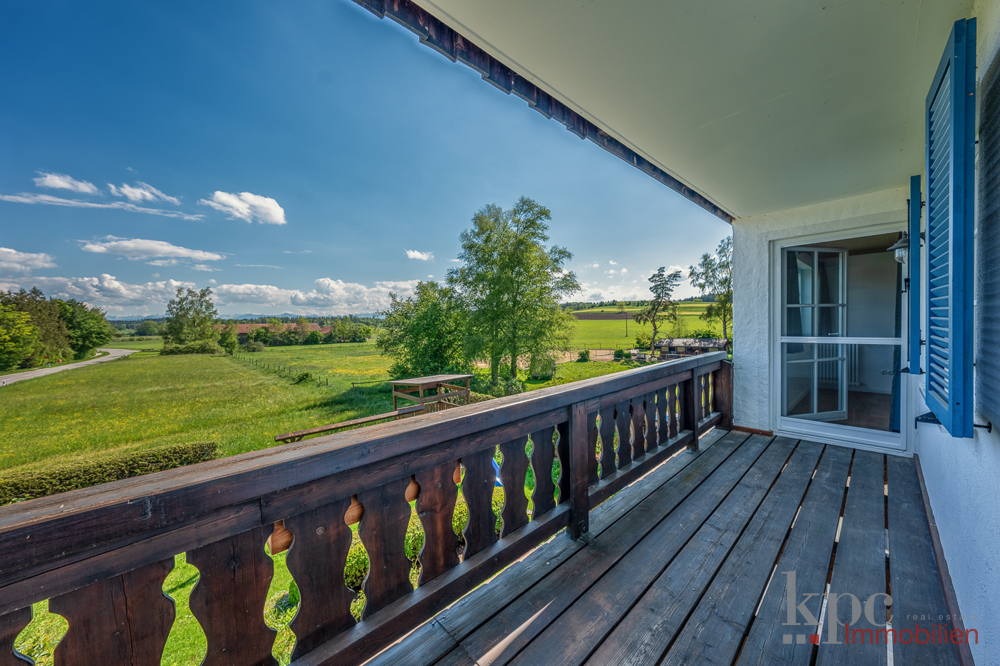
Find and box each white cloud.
[208,279,217,285]
[33,172,98,195]
[427,275,434,278]
[199,191,286,225]
[80,237,224,265]
[609,260,618,265]
[108,182,180,205]
[0,192,203,220]
[620,268,628,274]
[191,264,219,272]
[585,262,600,268]
[0,247,57,274]
[406,249,434,261]
[0,274,193,312]
[606,269,616,275]
[214,278,419,314]
[448,258,461,263]
[151,273,160,278]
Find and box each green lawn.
[0,346,392,472]
[103,336,166,350]
[569,313,722,349]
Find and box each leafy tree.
[688,236,733,340]
[281,328,301,346]
[447,197,580,381]
[296,317,310,342]
[57,300,114,359]
[304,330,323,345]
[218,321,238,355]
[136,320,160,336]
[0,305,39,370]
[251,325,272,345]
[633,268,683,353]
[265,318,285,344]
[163,287,218,345]
[0,288,72,366]
[377,281,467,378]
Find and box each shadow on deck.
[372,430,961,666]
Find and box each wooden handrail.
[0,353,732,665]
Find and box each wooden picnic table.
[388,373,473,410]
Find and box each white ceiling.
[414,0,974,219]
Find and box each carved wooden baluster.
[669,384,680,438]
[530,426,557,519]
[415,463,460,583]
[356,477,412,618]
[461,449,500,558]
[631,397,646,459]
[597,404,617,479]
[556,422,570,504]
[498,436,530,536]
[615,400,633,469]
[0,607,32,665]
[49,559,174,666]
[187,528,277,666]
[656,386,670,445]
[284,497,354,660]
[644,391,658,453]
[587,410,600,485]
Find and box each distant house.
[215,322,324,342]
[654,338,730,356]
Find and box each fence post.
[568,401,590,540]
[713,361,733,430]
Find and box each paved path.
[0,348,137,386]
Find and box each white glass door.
[776,242,905,450]
[781,248,848,422]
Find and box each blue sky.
[0,0,730,316]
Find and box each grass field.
[0,347,392,472]
[568,306,722,349]
[103,336,165,351]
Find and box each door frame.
[769,223,908,452]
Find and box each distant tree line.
[0,288,115,370]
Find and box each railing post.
[714,360,734,430]
[568,402,590,540]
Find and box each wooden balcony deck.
[0,354,962,666]
[371,431,960,666]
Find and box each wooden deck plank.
[366,430,733,666]
[659,441,825,665]
[887,456,961,666]
[539,437,796,666]
[737,444,853,666]
[456,434,773,666]
[450,436,768,665]
[816,449,886,666]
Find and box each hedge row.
[0,441,218,505]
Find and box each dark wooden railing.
[0,352,731,665]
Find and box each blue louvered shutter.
[924,18,976,438]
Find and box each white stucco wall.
[912,5,1000,665]
[731,188,907,431]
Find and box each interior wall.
[731,187,908,432]
[912,5,1000,665]
[848,252,898,394]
